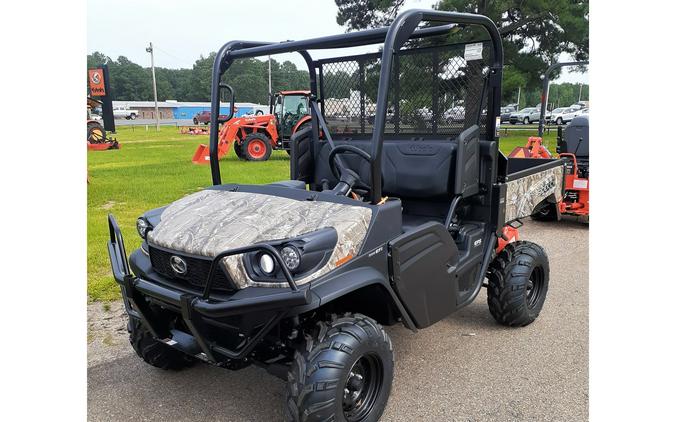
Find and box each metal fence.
[317,40,492,139]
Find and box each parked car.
[510,107,551,124]
[560,107,587,124]
[193,110,231,125]
[443,106,465,124]
[500,105,516,122]
[509,107,536,124]
[113,106,138,120]
[549,107,571,125]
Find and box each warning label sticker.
[464,43,483,61]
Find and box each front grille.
[148,246,236,293]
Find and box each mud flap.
[388,222,459,329]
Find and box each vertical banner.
[88,65,115,133]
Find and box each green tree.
[334,0,589,103]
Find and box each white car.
[561,107,587,123]
[550,107,572,125]
[113,106,139,120]
[443,106,465,123]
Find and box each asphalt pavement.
[87,218,588,421]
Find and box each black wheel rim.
[526,266,544,308]
[343,353,384,422]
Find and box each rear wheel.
[285,313,394,422]
[87,121,105,143]
[556,117,563,125]
[243,133,272,161]
[531,203,559,221]
[193,118,199,125]
[128,317,193,370]
[486,241,549,327]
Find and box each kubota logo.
[91,72,101,84]
[170,255,188,275]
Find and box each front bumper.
[107,214,311,364]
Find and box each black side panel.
[389,222,459,329]
[290,127,313,182]
[454,125,480,197]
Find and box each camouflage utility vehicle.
[108,9,563,421]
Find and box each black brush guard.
[107,214,310,364]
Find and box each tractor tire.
[234,141,246,160]
[128,317,194,370]
[243,133,272,161]
[87,121,106,144]
[523,117,530,125]
[531,203,558,221]
[286,313,393,422]
[486,241,550,327]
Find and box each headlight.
[281,245,301,271]
[259,253,275,275]
[136,218,151,239]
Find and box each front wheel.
[286,313,394,422]
[193,118,199,125]
[523,117,530,125]
[129,113,137,120]
[128,317,193,370]
[556,117,563,125]
[243,133,272,161]
[486,241,550,327]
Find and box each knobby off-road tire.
[243,132,273,161]
[128,317,193,370]
[486,241,550,327]
[286,313,394,422]
[531,203,558,221]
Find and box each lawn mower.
[87,97,119,151]
[192,90,310,163]
[107,10,563,421]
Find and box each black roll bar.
[208,9,504,205]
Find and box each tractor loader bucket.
[192,139,232,164]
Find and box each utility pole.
[516,86,521,109]
[578,83,583,102]
[268,55,272,98]
[146,42,160,131]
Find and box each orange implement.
[508,136,552,159]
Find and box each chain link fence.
[317,40,492,139]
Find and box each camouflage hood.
[147,189,373,288]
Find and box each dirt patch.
[100,200,124,210]
[87,300,130,367]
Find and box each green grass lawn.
[87,125,557,301]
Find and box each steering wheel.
[328,145,372,196]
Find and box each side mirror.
[219,83,235,122]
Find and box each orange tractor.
[192,90,311,163]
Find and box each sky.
[87,0,588,84]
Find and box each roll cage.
[208,9,504,205]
